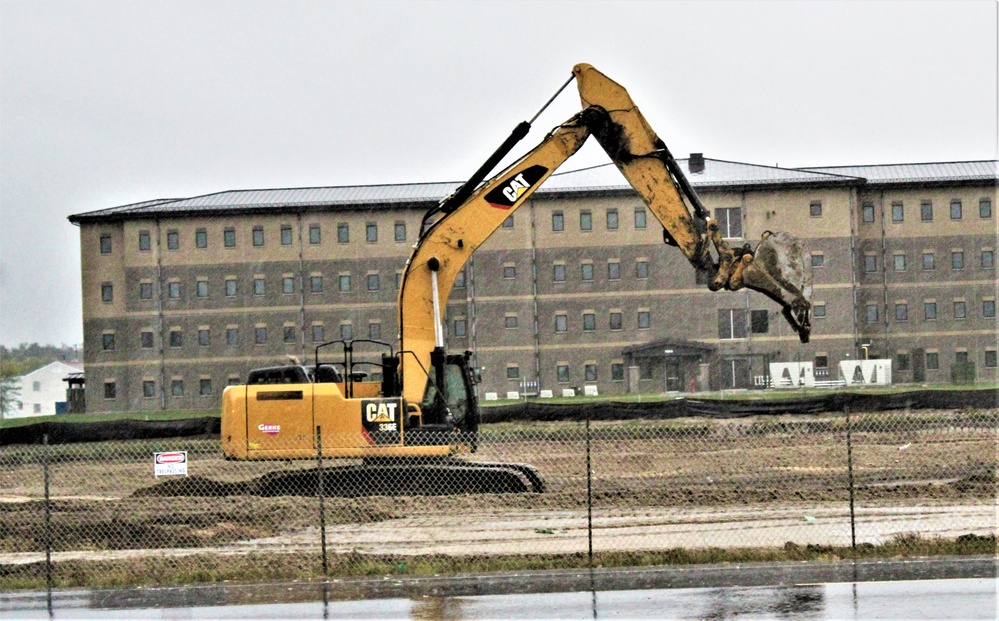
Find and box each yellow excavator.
[220,64,812,493]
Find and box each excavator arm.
[399,63,812,409]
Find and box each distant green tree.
[0,363,21,419]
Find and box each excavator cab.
[413,352,480,451]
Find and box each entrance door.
[665,361,682,392]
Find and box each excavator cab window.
[420,361,472,429]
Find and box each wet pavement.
[2,556,995,619]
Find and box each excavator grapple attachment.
[740,231,813,343]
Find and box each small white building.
[11,361,82,418]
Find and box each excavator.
[220,64,812,494]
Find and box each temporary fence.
[0,407,995,589]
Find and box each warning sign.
[153,451,188,478]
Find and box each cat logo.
[485,165,548,210]
[364,401,398,423]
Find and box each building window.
[99,282,114,303]
[861,202,875,223]
[167,282,181,299]
[171,380,184,397]
[609,311,623,331]
[553,264,566,282]
[339,275,351,292]
[32,381,40,392]
[813,303,826,318]
[199,379,212,396]
[226,327,239,345]
[555,314,568,333]
[552,211,564,232]
[582,312,596,331]
[952,251,964,270]
[311,325,325,343]
[718,309,747,339]
[920,200,933,221]
[863,255,877,272]
[953,301,967,319]
[140,282,153,300]
[980,198,993,219]
[811,201,823,218]
[585,364,598,382]
[926,352,939,370]
[922,252,935,270]
[715,207,742,238]
[750,310,769,333]
[982,250,994,269]
[102,333,115,350]
[895,303,908,321]
[224,227,236,248]
[367,273,380,291]
[198,328,210,346]
[310,275,323,293]
[635,260,649,279]
[254,326,267,344]
[368,322,381,340]
[955,351,969,364]
[195,228,208,249]
[282,276,295,294]
[100,235,112,254]
[580,211,592,231]
[104,381,116,399]
[611,363,625,381]
[453,319,467,337]
[503,264,516,279]
[139,230,151,251]
[253,278,265,295]
[252,226,264,247]
[581,263,594,282]
[950,200,962,220]
[501,216,513,229]
[283,326,296,344]
[556,365,570,383]
[986,351,998,368]
[196,280,208,298]
[639,364,654,381]
[812,253,825,268]
[606,208,619,230]
[395,221,407,241]
[337,223,349,243]
[504,315,518,329]
[140,331,154,349]
[815,355,828,369]
[169,330,183,347]
[224,278,237,297]
[891,202,904,222]
[454,269,466,288]
[167,230,179,250]
[893,254,905,271]
[607,261,621,280]
[340,324,353,340]
[896,353,911,371]
[638,311,651,329]
[866,304,879,323]
[143,380,156,398]
[309,224,321,244]
[366,223,378,243]
[280,225,293,245]
[983,299,996,318]
[634,208,647,229]
[924,302,937,320]
[506,366,520,380]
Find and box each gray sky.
[1,0,996,348]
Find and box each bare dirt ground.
[0,410,994,565]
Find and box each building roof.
[18,360,83,381]
[68,158,997,224]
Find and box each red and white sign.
[153,451,188,478]
[258,423,281,436]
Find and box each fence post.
[585,410,593,568]
[316,426,329,577]
[845,408,857,552]
[43,433,53,595]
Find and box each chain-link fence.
[1,408,995,589]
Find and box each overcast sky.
[1,0,996,348]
